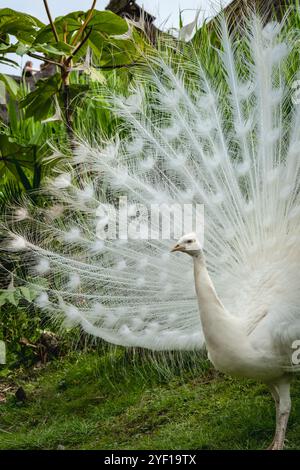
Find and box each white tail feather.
[2,17,300,355]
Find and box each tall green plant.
[0,1,144,147]
[0,80,64,201]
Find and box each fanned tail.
[2,15,300,351]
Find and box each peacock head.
[171,232,202,257]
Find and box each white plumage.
[2,16,300,449]
[171,231,299,448]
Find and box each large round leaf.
[88,11,128,35]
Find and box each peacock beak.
[171,244,185,252]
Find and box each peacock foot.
[266,439,284,450]
[266,439,275,450]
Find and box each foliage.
[0,81,65,200]
[0,2,151,204]
[20,73,62,121]
[0,286,42,370]
[0,3,145,124]
[0,282,90,372]
[0,73,19,97]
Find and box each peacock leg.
[267,384,279,450]
[269,378,291,450]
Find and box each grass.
[0,349,300,450]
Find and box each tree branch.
[71,0,97,46]
[43,0,60,42]
[27,52,63,68]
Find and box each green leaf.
[0,80,5,103]
[0,8,44,28]
[0,31,9,44]
[20,73,62,120]
[0,73,19,98]
[0,43,17,53]
[20,286,37,302]
[5,290,19,307]
[7,97,18,133]
[0,368,11,378]
[88,30,104,55]
[12,161,32,190]
[23,96,54,121]
[88,11,128,35]
[29,128,43,146]
[0,294,7,307]
[34,42,73,57]
[33,12,84,45]
[15,42,30,56]
[0,8,44,43]
[99,38,138,67]
[0,19,38,43]
[0,134,40,190]
[33,10,128,47]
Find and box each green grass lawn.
[1,349,300,450]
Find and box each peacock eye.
[187,240,192,244]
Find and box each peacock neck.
[193,253,230,348]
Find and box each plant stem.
[32,147,41,190]
[62,28,92,154]
[61,72,76,153]
[71,0,97,46]
[43,0,60,42]
[27,52,62,68]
